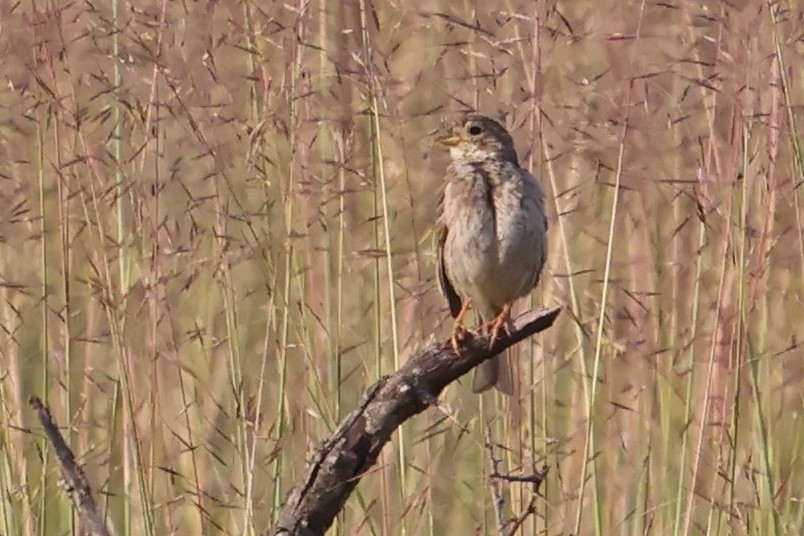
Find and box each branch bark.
[29,396,112,536]
[270,306,561,536]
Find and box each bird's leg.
[486,302,513,348]
[450,299,473,353]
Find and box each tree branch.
[29,396,112,536]
[270,306,561,536]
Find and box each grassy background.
[1,0,802,534]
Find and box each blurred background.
[0,0,802,534]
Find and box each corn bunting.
[435,114,548,394]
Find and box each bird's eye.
[468,125,482,136]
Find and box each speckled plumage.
[435,115,548,394]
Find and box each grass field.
[1,1,802,534]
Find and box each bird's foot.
[485,304,514,348]
[450,323,483,353]
[450,299,474,354]
[450,323,467,354]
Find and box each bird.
[434,114,548,394]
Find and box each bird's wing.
[522,168,549,291]
[435,185,463,318]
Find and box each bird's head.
[437,115,518,164]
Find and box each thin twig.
[485,440,549,535]
[504,495,539,536]
[490,468,549,486]
[484,426,507,534]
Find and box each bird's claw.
[450,299,474,354]
[485,305,514,348]
[451,323,481,354]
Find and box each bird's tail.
[472,351,513,395]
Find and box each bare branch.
[29,396,112,536]
[270,306,561,536]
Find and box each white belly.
[441,158,547,320]
[445,205,540,318]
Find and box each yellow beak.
[436,133,462,147]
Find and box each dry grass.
[1,0,802,534]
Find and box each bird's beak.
[436,133,462,147]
